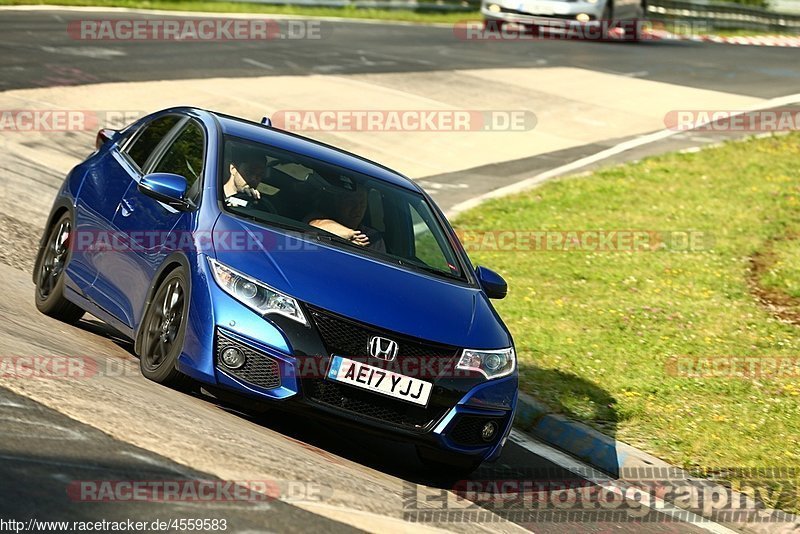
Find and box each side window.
[409,204,450,271]
[151,120,205,194]
[123,115,181,170]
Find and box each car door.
[69,136,133,296]
[82,114,183,327]
[111,118,207,329]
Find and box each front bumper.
[179,258,517,461]
[481,0,605,24]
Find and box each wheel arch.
[133,252,193,356]
[32,201,74,285]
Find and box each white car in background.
[481,0,646,40]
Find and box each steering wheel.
[250,196,278,214]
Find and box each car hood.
[212,214,511,349]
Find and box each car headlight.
[208,258,308,326]
[457,347,516,379]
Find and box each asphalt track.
[0,10,798,97]
[0,8,798,533]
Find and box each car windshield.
[220,135,464,280]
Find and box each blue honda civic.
[33,107,518,472]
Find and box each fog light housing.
[221,347,246,369]
[481,421,499,442]
[576,13,590,21]
[488,3,501,12]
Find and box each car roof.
[195,109,421,193]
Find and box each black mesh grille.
[450,415,505,446]
[216,330,281,390]
[305,307,459,431]
[309,307,459,361]
[309,379,447,431]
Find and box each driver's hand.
[241,186,261,200]
[349,231,370,247]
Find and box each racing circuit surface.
[0,7,799,533]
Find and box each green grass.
[761,238,800,299]
[455,133,800,509]
[0,0,477,23]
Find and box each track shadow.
[75,316,135,354]
[0,386,357,533]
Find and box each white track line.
[448,92,800,216]
[509,430,738,534]
[242,58,275,71]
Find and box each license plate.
[519,1,555,15]
[327,356,432,407]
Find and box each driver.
[223,148,266,206]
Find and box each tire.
[34,213,84,324]
[138,268,193,389]
[416,446,484,477]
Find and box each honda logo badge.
[368,336,398,361]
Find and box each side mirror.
[95,128,117,150]
[138,173,192,210]
[476,266,507,300]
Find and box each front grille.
[216,331,281,390]
[450,415,506,446]
[305,306,460,431]
[309,307,459,362]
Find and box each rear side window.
[124,115,181,170]
[151,120,205,192]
